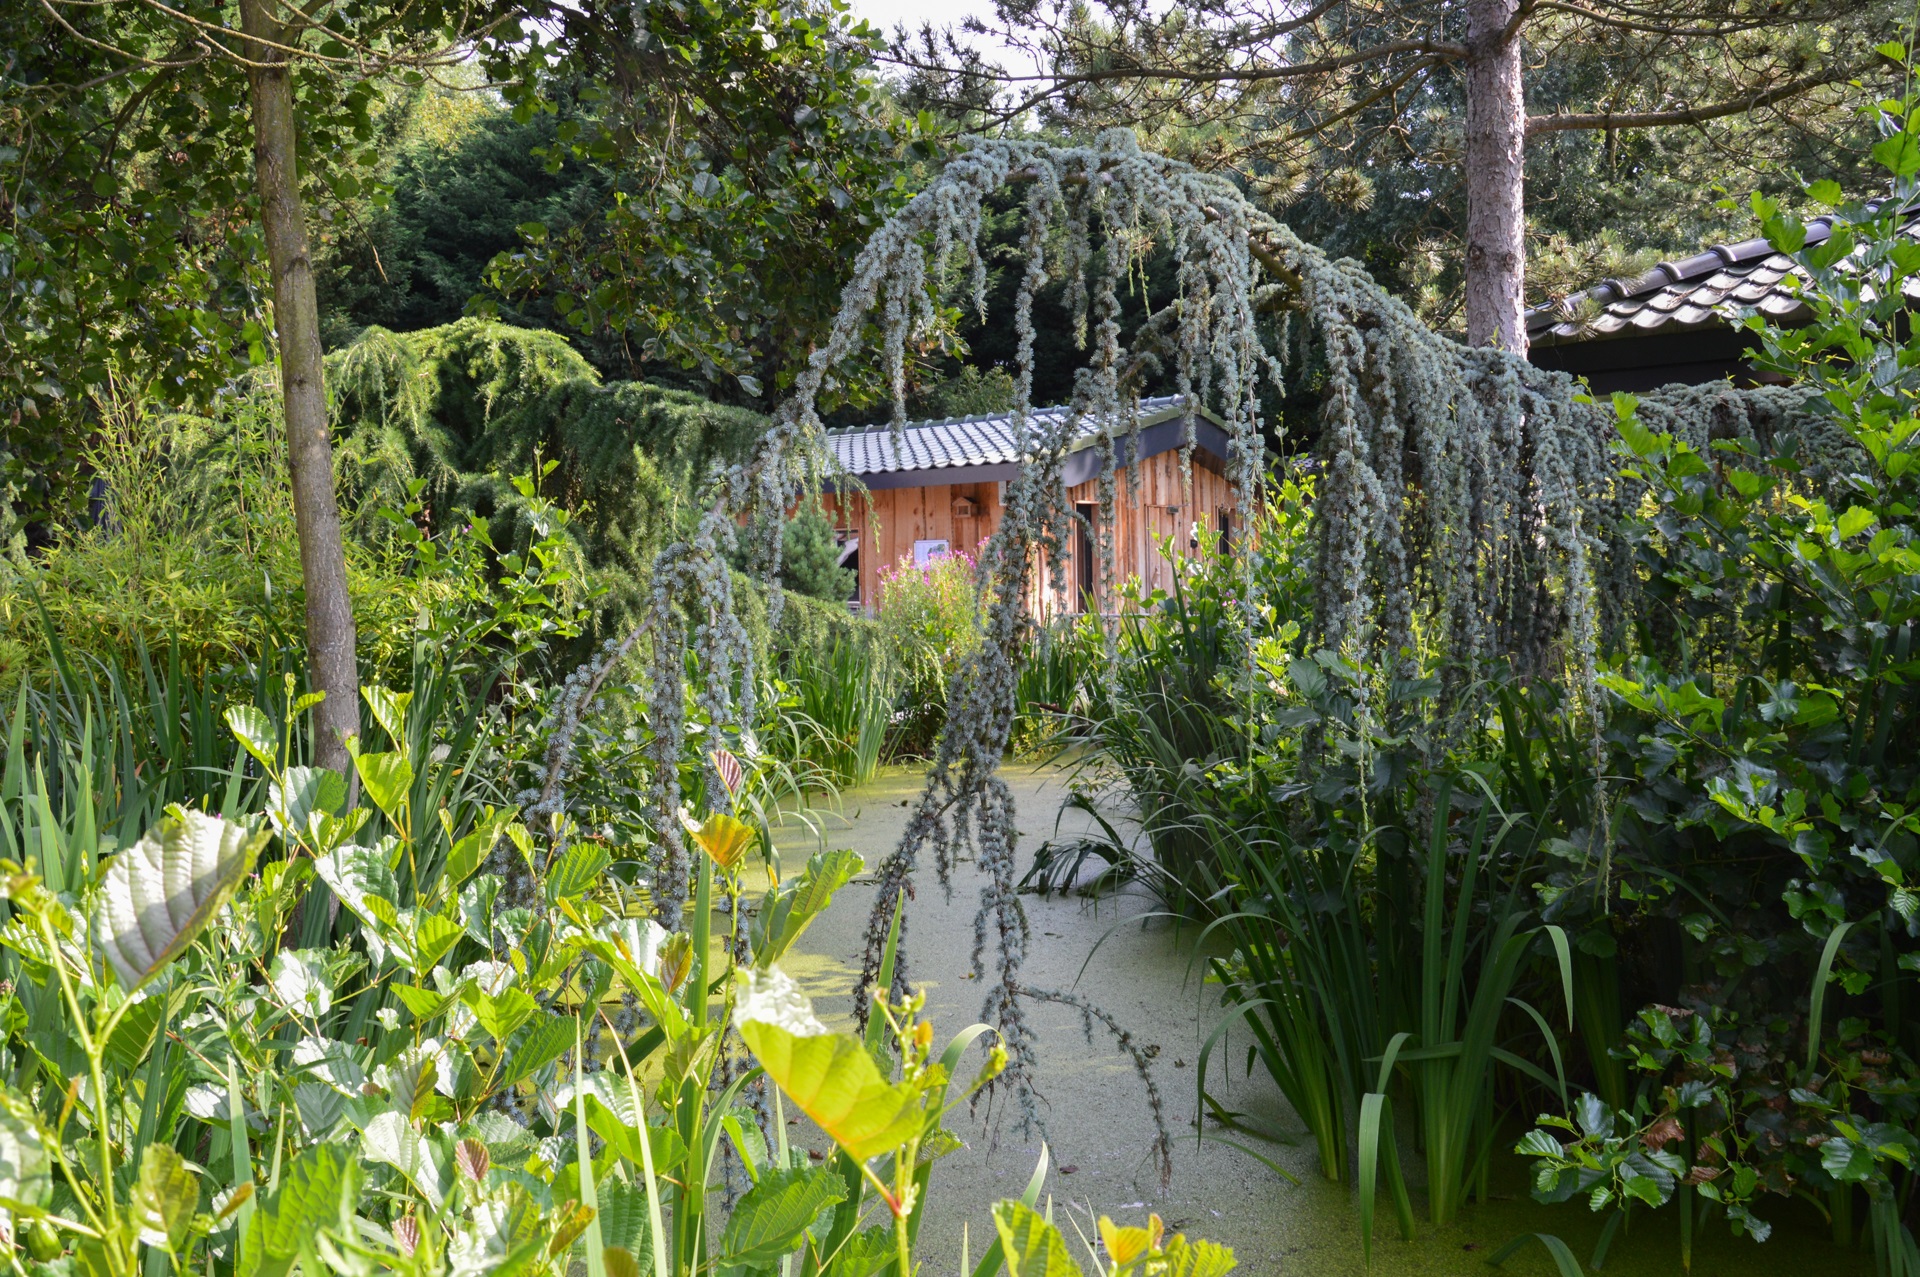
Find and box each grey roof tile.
[827,394,1194,477]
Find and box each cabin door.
[1074,502,1098,613]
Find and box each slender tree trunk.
[1463,0,1527,352]
[240,0,360,773]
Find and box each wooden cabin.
[820,395,1243,614]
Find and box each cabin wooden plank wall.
[821,481,1003,608]
[822,449,1240,614]
[1048,449,1237,609]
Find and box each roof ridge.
[829,392,1189,437]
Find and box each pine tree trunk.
[239,0,360,773]
[1463,0,1527,352]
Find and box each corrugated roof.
[1527,208,1920,348]
[829,394,1195,477]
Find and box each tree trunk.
[1463,0,1527,352]
[240,0,360,773]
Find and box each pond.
[771,764,1874,1276]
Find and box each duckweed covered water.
[769,765,1872,1276]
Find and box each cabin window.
[1215,506,1233,558]
[1074,502,1098,613]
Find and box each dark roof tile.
[1528,206,1919,348]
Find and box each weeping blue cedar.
[530,131,1799,1158]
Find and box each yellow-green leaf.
[991,1200,1082,1277]
[734,968,921,1162]
[685,812,756,872]
[225,706,279,770]
[354,751,413,824]
[132,1145,199,1250]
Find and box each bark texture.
[240,0,360,772]
[1463,0,1527,352]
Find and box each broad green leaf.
[595,1167,648,1252]
[361,1111,449,1209]
[831,1227,896,1277]
[260,1145,355,1260]
[546,844,612,901]
[355,751,413,824]
[581,1090,686,1172]
[444,808,516,890]
[719,1166,847,1266]
[267,767,346,843]
[380,1050,441,1122]
[269,949,334,1018]
[225,706,279,769]
[684,811,756,871]
[103,991,165,1074]
[500,1015,578,1089]
[1836,505,1877,539]
[91,809,265,990]
[413,911,465,972]
[1875,131,1920,179]
[467,986,539,1044]
[362,686,412,745]
[734,968,922,1162]
[0,1089,51,1222]
[392,982,462,1020]
[751,849,862,970]
[1515,1129,1564,1158]
[314,844,401,935]
[132,1144,199,1250]
[991,1200,1082,1277]
[1158,1234,1236,1277]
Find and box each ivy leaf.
[991,1200,1083,1277]
[91,809,264,990]
[719,1166,847,1266]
